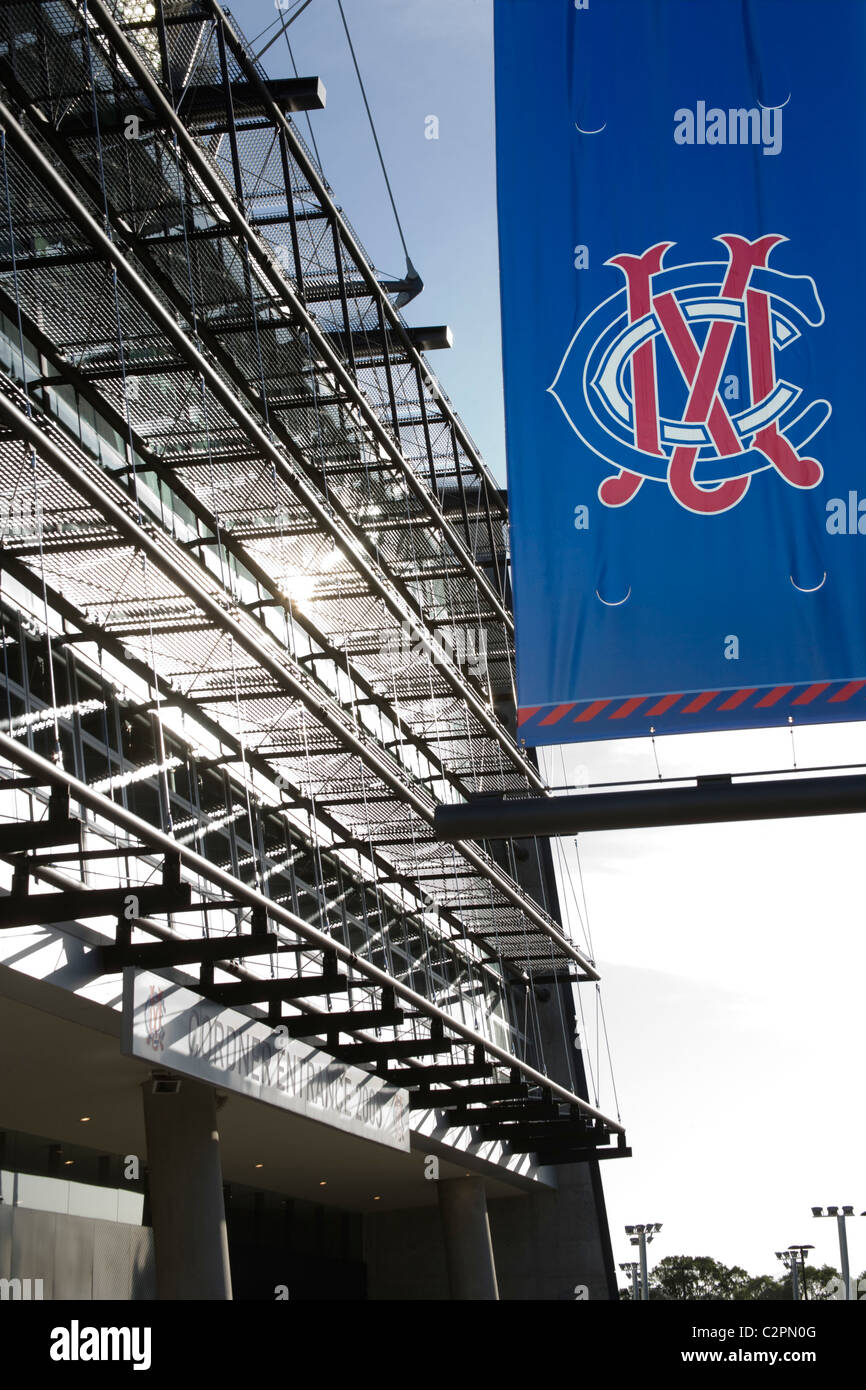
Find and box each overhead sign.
[122,970,410,1151]
[495,0,866,744]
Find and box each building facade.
[0,0,626,1300]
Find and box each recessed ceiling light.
[255,1163,263,1169]
[79,1116,91,1123]
[373,1195,381,1201]
[64,1159,74,1166]
[319,1180,327,1186]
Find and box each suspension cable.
[254,0,316,62]
[335,0,415,274]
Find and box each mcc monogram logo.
[549,236,831,515]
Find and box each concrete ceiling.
[0,966,530,1212]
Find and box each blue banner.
[495,0,866,745]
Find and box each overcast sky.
[236,0,866,1283]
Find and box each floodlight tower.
[619,1260,640,1301]
[775,1249,799,1301]
[811,1206,864,1300]
[626,1223,663,1301]
[776,1244,814,1301]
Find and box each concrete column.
[141,1077,232,1300]
[437,1176,499,1300]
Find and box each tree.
[649,1255,755,1300]
[646,1254,843,1301]
[790,1263,847,1301]
[756,1263,842,1301]
[734,1272,782,1301]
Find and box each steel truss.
[0,728,628,1158]
[0,0,623,1153]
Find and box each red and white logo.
[549,235,830,514]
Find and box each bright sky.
[236,0,866,1284]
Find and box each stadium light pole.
[626,1223,662,1300]
[789,1245,814,1301]
[619,1260,640,1302]
[776,1245,814,1301]
[811,1206,863,1300]
[775,1249,799,1301]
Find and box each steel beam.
[434,775,866,839]
[322,326,452,357]
[331,1038,453,1062]
[534,1145,633,1164]
[479,1122,606,1147]
[181,75,327,115]
[278,1007,405,1036]
[206,973,349,1004]
[100,933,279,969]
[385,1061,493,1085]
[448,1102,561,1125]
[0,818,82,852]
[409,1083,530,1108]
[0,882,192,929]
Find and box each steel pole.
[639,1233,649,1301]
[791,1257,800,1302]
[631,1265,640,1302]
[837,1214,851,1301]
